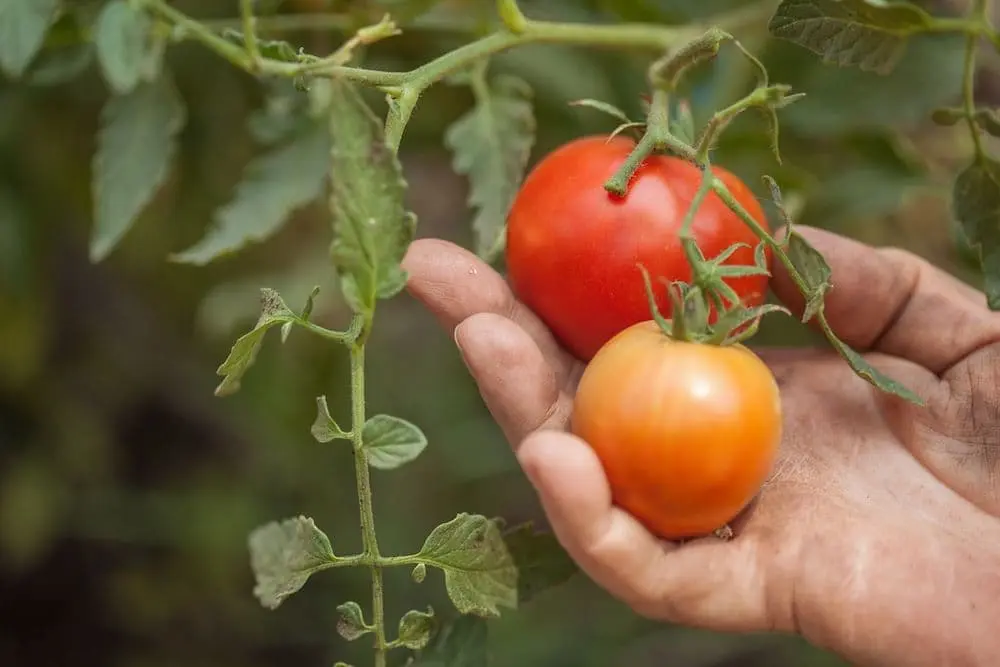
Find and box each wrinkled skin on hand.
[403,225,1000,667]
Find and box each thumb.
[769,225,1000,374]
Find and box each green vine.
[9,0,1000,664]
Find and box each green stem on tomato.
[604,130,658,197]
[605,88,675,196]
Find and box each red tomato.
[570,320,782,539]
[505,135,771,361]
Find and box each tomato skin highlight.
[505,134,770,361]
[570,321,782,540]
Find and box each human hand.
[402,225,1000,667]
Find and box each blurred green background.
[0,0,989,666]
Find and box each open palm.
[403,225,1000,667]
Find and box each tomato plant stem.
[497,0,529,34]
[239,0,260,67]
[138,0,770,140]
[348,325,388,666]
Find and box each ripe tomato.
[505,134,770,361]
[570,321,781,540]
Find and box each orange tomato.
[570,320,782,540]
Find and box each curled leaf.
[336,601,373,641]
[397,607,436,650]
[214,288,297,396]
[312,396,349,443]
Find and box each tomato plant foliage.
[6,0,1000,664]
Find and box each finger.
[517,430,771,633]
[403,238,576,385]
[770,225,1000,374]
[455,312,574,446]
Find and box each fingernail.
[453,321,468,360]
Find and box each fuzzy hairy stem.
[140,0,769,88]
[348,325,388,667]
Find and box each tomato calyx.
[638,264,787,347]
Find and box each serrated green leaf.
[328,79,417,314]
[91,74,186,262]
[0,0,61,77]
[818,315,925,404]
[248,515,341,610]
[397,607,435,650]
[336,601,372,641]
[361,415,428,470]
[767,0,933,75]
[445,74,535,262]
[171,120,330,265]
[214,288,297,396]
[951,158,1000,310]
[502,523,577,605]
[312,395,349,443]
[785,231,832,322]
[94,0,159,94]
[415,513,517,617]
[410,615,488,667]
